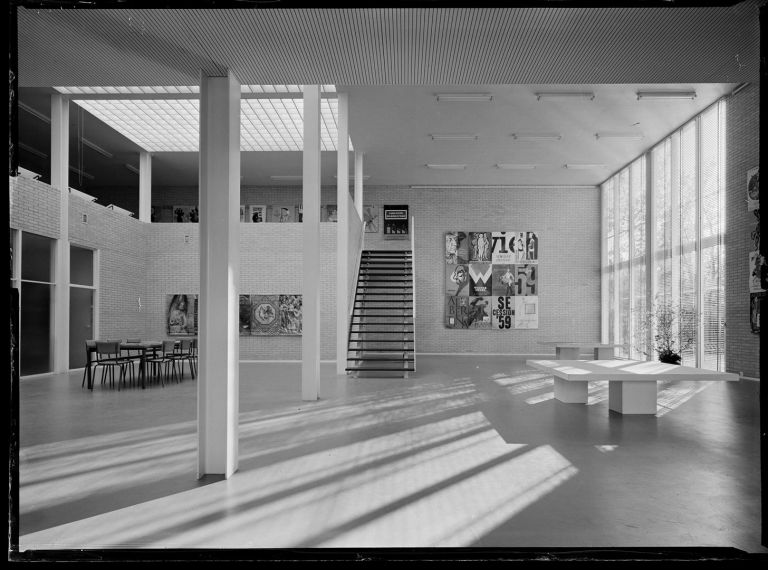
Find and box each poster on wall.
[322,204,338,222]
[445,295,470,329]
[468,263,492,296]
[445,231,469,264]
[445,264,470,296]
[363,205,380,233]
[383,205,409,239]
[240,205,249,223]
[491,232,516,264]
[750,292,763,334]
[749,251,766,293]
[467,297,492,329]
[491,296,514,330]
[295,205,303,223]
[173,205,199,223]
[250,205,266,223]
[277,294,303,335]
[157,205,174,223]
[268,205,294,223]
[514,296,539,329]
[747,166,759,212]
[239,295,252,335]
[514,264,538,295]
[468,232,492,262]
[491,264,516,297]
[525,232,539,262]
[167,294,198,336]
[250,295,281,335]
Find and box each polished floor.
[16,356,765,552]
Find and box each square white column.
[138,151,152,222]
[51,93,70,373]
[336,92,350,375]
[354,151,364,219]
[303,85,322,400]
[198,71,240,478]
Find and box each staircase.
[345,249,415,377]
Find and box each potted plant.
[633,300,697,365]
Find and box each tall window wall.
[601,100,726,370]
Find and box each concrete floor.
[15,356,765,552]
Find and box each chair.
[144,340,178,386]
[93,341,133,390]
[123,339,144,385]
[169,339,195,380]
[189,339,198,378]
[81,340,97,388]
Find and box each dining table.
[84,340,164,390]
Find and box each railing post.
[410,215,416,373]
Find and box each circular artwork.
[254,302,276,325]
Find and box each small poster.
[383,204,409,239]
[240,205,249,223]
[173,205,199,223]
[468,263,492,296]
[750,292,763,334]
[295,205,303,223]
[322,204,338,222]
[514,296,539,329]
[157,205,174,223]
[749,251,766,293]
[467,297,492,329]
[446,264,470,296]
[525,232,539,262]
[492,264,516,296]
[268,205,294,223]
[278,294,303,335]
[250,205,266,223]
[445,295,470,329]
[511,232,527,262]
[239,295,252,335]
[514,264,538,295]
[747,166,759,212]
[250,295,281,335]
[167,294,198,336]
[468,232,492,262]
[491,232,516,264]
[445,231,469,264]
[492,296,514,330]
[363,205,380,233]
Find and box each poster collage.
[445,231,539,330]
[166,293,303,336]
[747,166,763,334]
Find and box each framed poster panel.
[491,264,516,297]
[491,232,516,264]
[491,296,514,330]
[445,295,470,329]
[277,295,303,335]
[250,205,266,223]
[749,251,766,293]
[747,166,759,212]
[239,295,252,335]
[445,231,469,264]
[173,206,199,223]
[383,205,409,239]
[167,294,198,336]
[468,263,492,296]
[750,292,763,334]
[514,296,539,329]
[363,205,380,233]
[468,232,492,262]
[446,264,470,296]
[467,297,492,329]
[268,205,294,223]
[250,295,281,335]
[240,205,249,223]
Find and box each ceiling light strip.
[564,163,606,170]
[496,164,537,170]
[409,185,598,189]
[430,134,479,141]
[636,90,696,100]
[435,93,493,102]
[535,92,595,101]
[595,132,644,141]
[512,133,562,141]
[426,163,467,170]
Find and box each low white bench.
[525,359,739,415]
[537,342,625,360]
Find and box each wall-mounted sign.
[383,204,409,239]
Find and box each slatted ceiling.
[18,6,759,87]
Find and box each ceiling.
[14,3,760,190]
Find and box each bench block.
[609,381,658,415]
[554,377,588,403]
[555,346,581,360]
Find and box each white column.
[303,85,322,400]
[138,151,152,222]
[336,93,350,375]
[51,94,70,373]
[354,151,364,219]
[198,71,240,478]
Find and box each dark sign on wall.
[383,204,409,240]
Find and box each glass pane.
[70,245,94,286]
[21,232,55,283]
[653,141,672,304]
[10,229,16,279]
[69,287,94,368]
[679,123,697,366]
[20,281,53,375]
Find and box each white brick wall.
[10,177,61,239]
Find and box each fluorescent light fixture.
[18,102,51,123]
[435,93,493,102]
[106,204,134,216]
[636,90,696,100]
[430,133,479,141]
[270,175,303,181]
[426,163,467,170]
[535,92,595,101]
[69,188,97,202]
[496,163,537,170]
[512,133,562,141]
[82,138,114,159]
[564,163,606,170]
[19,142,48,159]
[69,166,95,180]
[124,163,140,175]
[595,132,644,141]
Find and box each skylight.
[56,85,336,95]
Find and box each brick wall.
[725,83,760,379]
[10,176,61,239]
[361,185,601,354]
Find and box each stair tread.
[346,367,416,372]
[347,348,414,352]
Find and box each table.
[525,359,739,414]
[538,341,625,360]
[85,341,162,390]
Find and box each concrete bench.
[537,342,624,360]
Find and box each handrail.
[410,215,416,372]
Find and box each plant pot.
[658,353,681,365]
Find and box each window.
[601,100,726,370]
[19,232,56,375]
[69,245,97,369]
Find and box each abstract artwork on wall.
[322,204,338,222]
[247,294,303,336]
[239,295,252,334]
[750,292,762,334]
[277,294,303,335]
[268,205,294,223]
[363,205,380,233]
[250,205,266,223]
[250,295,281,335]
[749,251,766,293]
[166,294,198,336]
[747,166,759,212]
[173,206,199,223]
[445,230,539,329]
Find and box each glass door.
[69,245,96,369]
